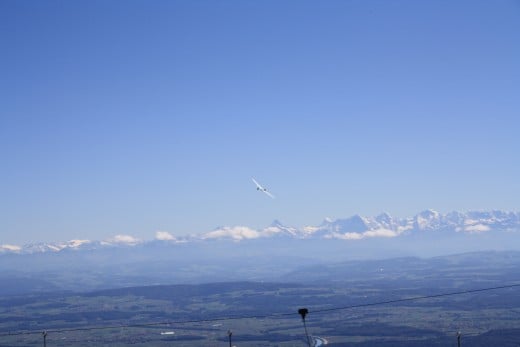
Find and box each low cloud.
[328,232,363,240]
[67,240,91,248]
[364,228,399,238]
[155,231,176,241]
[108,234,141,245]
[328,228,399,240]
[203,226,259,241]
[462,219,491,233]
[0,244,21,252]
[464,224,491,233]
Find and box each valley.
[1,251,519,346]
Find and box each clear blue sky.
[1,0,519,244]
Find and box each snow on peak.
[270,220,284,227]
[375,212,392,223]
[414,209,442,230]
[417,209,440,221]
[263,220,299,237]
[1,210,519,255]
[319,214,370,233]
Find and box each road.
[313,336,328,346]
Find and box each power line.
[311,283,520,315]
[1,282,519,337]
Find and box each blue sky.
[1,0,519,244]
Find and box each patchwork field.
[1,252,520,346]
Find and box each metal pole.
[457,331,461,347]
[42,331,47,347]
[228,329,232,347]
[298,308,312,347]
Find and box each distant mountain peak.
[2,210,519,255]
[418,209,440,217]
[270,219,285,227]
[376,212,392,220]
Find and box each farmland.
[1,251,520,346]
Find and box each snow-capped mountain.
[20,239,96,253]
[0,238,144,255]
[2,210,520,254]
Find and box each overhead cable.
[1,282,519,337]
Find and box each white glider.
[252,178,275,199]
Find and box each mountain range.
[2,209,519,255]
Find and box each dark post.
[457,331,461,347]
[298,308,312,347]
[42,331,47,347]
[227,329,232,347]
